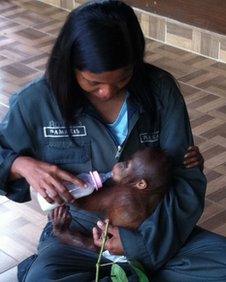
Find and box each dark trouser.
[25,240,122,281]
[22,219,138,281]
[19,209,226,282]
[152,227,226,282]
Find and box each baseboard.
[37,0,226,64]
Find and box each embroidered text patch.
[43,126,87,138]
[139,131,159,143]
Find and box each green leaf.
[129,261,149,282]
[111,264,129,282]
[131,266,149,282]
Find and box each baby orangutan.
[51,148,171,251]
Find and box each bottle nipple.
[89,171,103,190]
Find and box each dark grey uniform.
[0,66,226,281]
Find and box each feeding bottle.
[37,170,112,212]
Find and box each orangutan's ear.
[135,179,148,190]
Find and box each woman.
[0,1,225,281]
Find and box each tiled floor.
[0,0,226,281]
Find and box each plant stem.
[100,262,114,267]
[95,219,110,282]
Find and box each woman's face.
[75,65,133,102]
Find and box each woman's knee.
[25,259,56,281]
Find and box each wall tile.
[166,33,192,50]
[60,0,76,10]
[140,13,149,37]
[166,22,193,50]
[38,0,83,10]
[192,29,201,54]
[43,0,61,6]
[134,9,141,22]
[201,33,219,59]
[167,22,192,40]
[74,0,87,5]
[149,15,165,42]
[219,39,226,63]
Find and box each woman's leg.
[21,208,140,281]
[152,226,226,282]
[25,237,112,281]
[24,221,137,281]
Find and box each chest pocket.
[119,112,160,162]
[139,131,159,147]
[41,138,92,173]
[138,110,160,149]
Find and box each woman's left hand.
[92,220,124,255]
[183,146,204,170]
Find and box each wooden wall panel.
[125,0,226,35]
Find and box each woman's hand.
[92,220,124,255]
[184,146,204,170]
[10,156,85,204]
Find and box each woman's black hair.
[45,0,157,124]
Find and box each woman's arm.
[118,75,206,271]
[0,93,83,204]
[0,93,34,202]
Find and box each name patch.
[43,126,87,138]
[139,131,159,143]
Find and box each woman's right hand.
[10,156,85,204]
